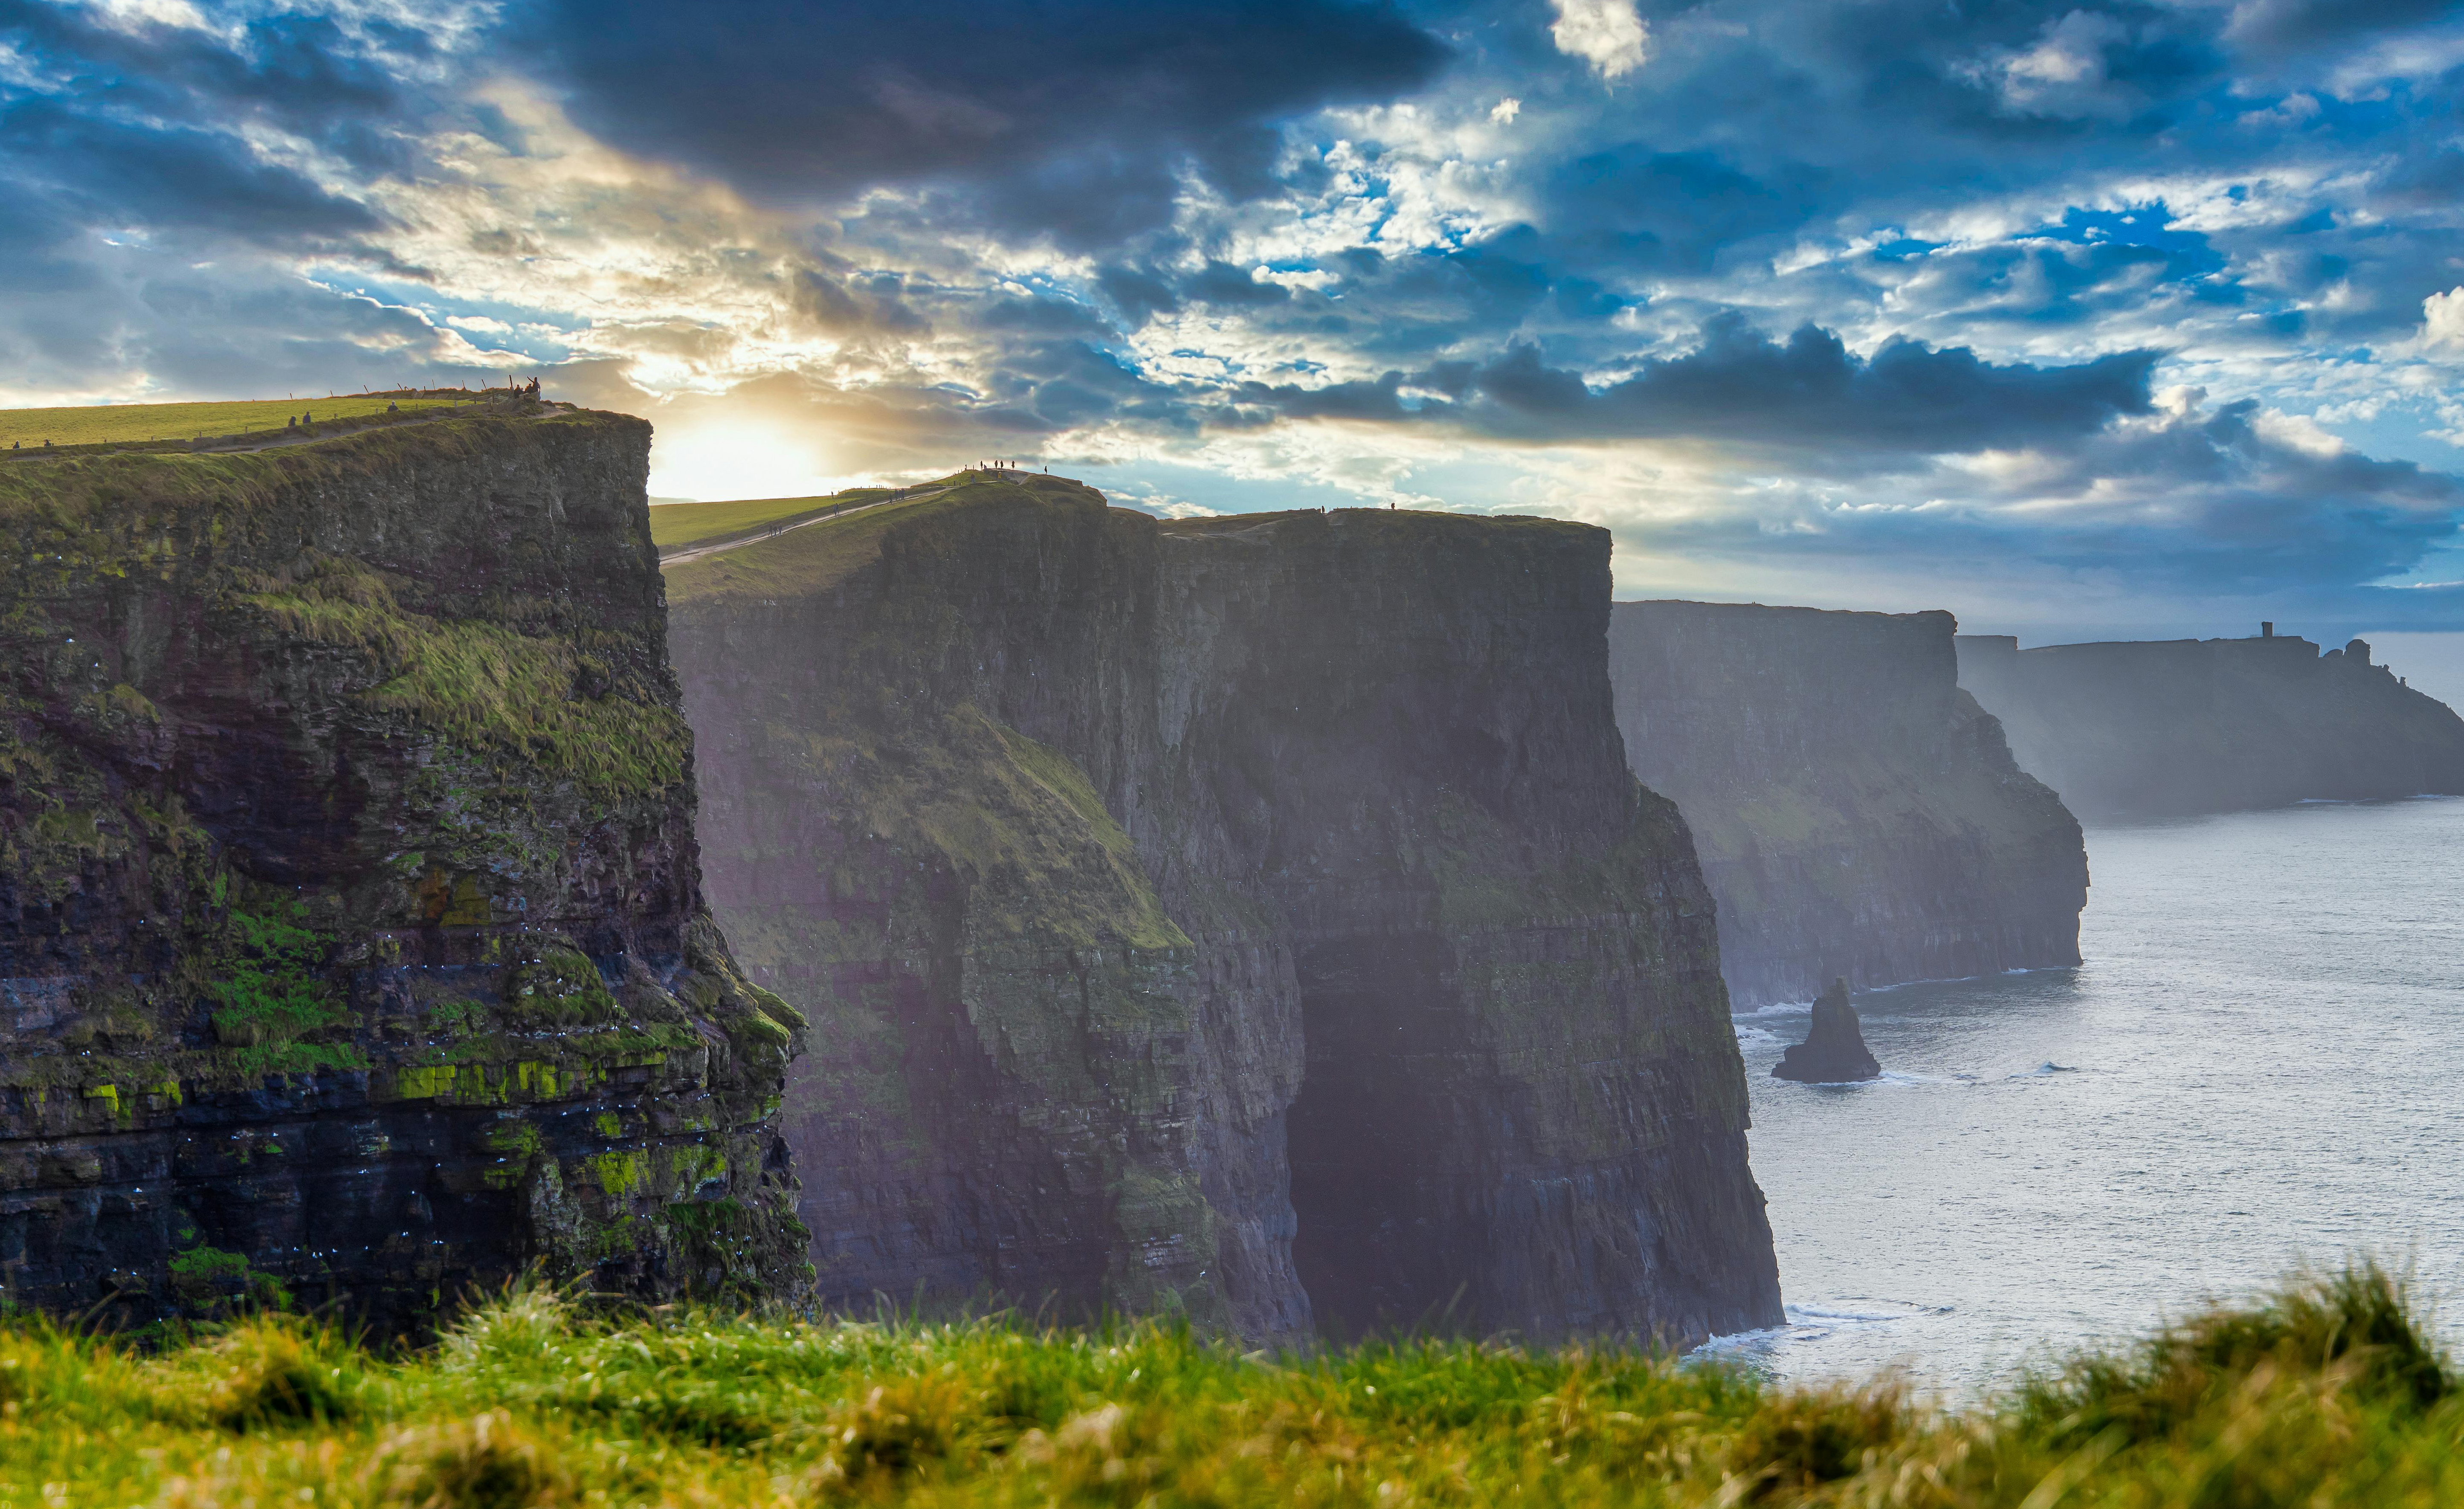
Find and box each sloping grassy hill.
[662,479,993,592]
[0,395,467,448]
[2,1265,2452,1506]
[649,493,873,550]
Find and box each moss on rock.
[0,406,807,1330]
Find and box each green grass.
[662,475,1067,603]
[649,492,892,550]
[1,1263,2455,1506]
[0,395,466,448]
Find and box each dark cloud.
[2012,401,2464,589]
[3,102,383,241]
[530,0,1449,243]
[1542,148,1832,277]
[1235,318,2159,459]
[1606,397,2464,616]
[0,3,413,164]
[2227,0,2463,51]
[0,3,413,255]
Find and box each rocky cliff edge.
[1611,601,2087,1008]
[0,409,807,1329]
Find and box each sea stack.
[1772,979,1882,1083]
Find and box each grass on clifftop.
[649,493,889,550]
[0,395,466,448]
[662,475,1078,603]
[2,1264,2455,1507]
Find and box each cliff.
[0,410,807,1329]
[668,478,1782,1346]
[1956,630,2464,821]
[1609,602,2086,1007]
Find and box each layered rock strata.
[0,411,807,1329]
[670,479,1783,1346]
[1771,980,1881,1084]
[1610,601,2087,1007]
[1957,630,2464,821]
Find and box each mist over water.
[1723,796,2464,1393]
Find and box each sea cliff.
[1610,601,2086,1007]
[1957,630,2464,821]
[669,478,1782,1345]
[0,410,807,1327]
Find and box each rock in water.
[1608,601,2087,1009]
[0,412,808,1329]
[1773,979,1882,1083]
[667,477,1786,1347]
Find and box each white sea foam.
[1788,1299,1950,1324]
[2006,1061,2078,1078]
[1734,1025,1786,1047]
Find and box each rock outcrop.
[669,477,1783,1346]
[0,411,807,1329]
[1609,601,2087,1009]
[1771,979,1881,1083]
[1956,629,2464,821]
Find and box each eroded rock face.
[1610,602,2087,1009]
[0,413,807,1328]
[671,480,1783,1346]
[1772,979,1881,1084]
[1956,631,2464,821]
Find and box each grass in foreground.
[0,395,465,448]
[2,1264,2453,1507]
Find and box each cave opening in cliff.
[1281,934,1484,1341]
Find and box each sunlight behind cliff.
[646,414,838,502]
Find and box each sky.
[5,0,2464,647]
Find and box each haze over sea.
[1725,795,2464,1393]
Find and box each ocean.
[1719,795,2464,1393]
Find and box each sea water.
[1719,795,2464,1393]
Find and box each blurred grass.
[0,1262,2453,1507]
[0,396,465,448]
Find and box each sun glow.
[646,415,838,502]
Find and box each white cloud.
[1549,0,1650,81]
[1490,96,1521,125]
[2423,287,2464,354]
[1971,10,2136,120]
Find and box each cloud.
[2226,0,2461,52]
[1970,10,2140,120]
[1235,316,2158,462]
[1549,0,1649,80]
[5,0,2464,647]
[528,0,1451,243]
[1580,389,2464,640]
[2423,287,2464,352]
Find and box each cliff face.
[0,413,807,1328]
[670,479,1781,1345]
[1956,631,2464,822]
[1609,602,2086,1008]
